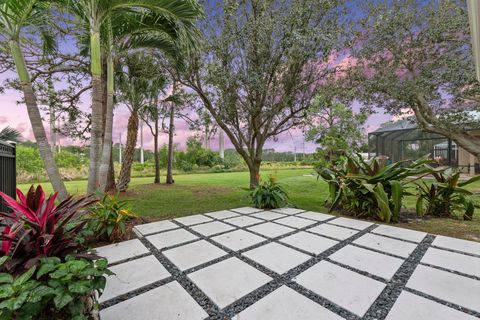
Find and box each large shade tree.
[175,0,345,187]
[0,0,68,199]
[349,0,480,160]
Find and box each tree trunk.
[166,103,175,184]
[154,116,160,184]
[117,112,139,192]
[98,51,114,192]
[248,159,261,188]
[413,95,480,162]
[87,28,103,195]
[9,40,67,200]
[47,79,57,154]
[106,145,116,192]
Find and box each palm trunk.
[10,40,67,200]
[154,116,160,184]
[106,143,116,192]
[47,79,57,154]
[166,103,175,184]
[117,111,139,192]
[98,43,114,192]
[87,27,104,194]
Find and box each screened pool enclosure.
[368,119,479,175]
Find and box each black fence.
[0,141,16,212]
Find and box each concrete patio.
[95,207,480,320]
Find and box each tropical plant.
[0,127,22,142]
[0,0,67,199]
[248,175,291,209]
[416,168,480,220]
[319,155,432,223]
[86,193,137,241]
[0,185,97,275]
[0,255,110,320]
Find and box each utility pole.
[140,122,144,164]
[287,130,297,162]
[119,133,122,165]
[219,129,225,159]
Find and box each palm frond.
[0,126,22,142]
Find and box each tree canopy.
[348,0,480,158]
[176,0,346,186]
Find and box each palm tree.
[140,73,168,184]
[0,0,68,199]
[116,52,166,191]
[0,127,22,142]
[98,8,200,191]
[62,0,202,194]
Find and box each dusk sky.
[0,77,392,153]
[0,0,393,153]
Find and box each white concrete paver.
[432,235,480,256]
[421,247,480,277]
[100,281,208,320]
[101,207,480,319]
[296,211,334,221]
[224,215,264,227]
[147,229,198,250]
[373,224,427,243]
[164,240,227,271]
[329,245,404,280]
[99,255,170,303]
[188,257,271,308]
[235,285,345,320]
[243,242,311,274]
[386,291,478,320]
[133,220,178,236]
[308,223,358,240]
[250,210,286,221]
[272,207,305,215]
[294,260,385,317]
[230,207,264,214]
[174,214,213,226]
[95,239,149,264]
[211,229,266,251]
[274,216,317,229]
[204,210,240,220]
[247,222,295,238]
[328,217,374,230]
[280,231,338,255]
[407,265,480,313]
[191,221,236,237]
[353,233,418,258]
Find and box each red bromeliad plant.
[0,185,97,275]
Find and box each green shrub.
[416,168,480,220]
[248,175,291,209]
[319,155,431,223]
[0,256,110,320]
[16,145,44,178]
[55,151,88,169]
[86,193,138,241]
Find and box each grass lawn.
[18,168,480,242]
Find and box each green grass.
[18,168,480,241]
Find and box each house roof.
[371,111,480,135]
[370,119,417,134]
